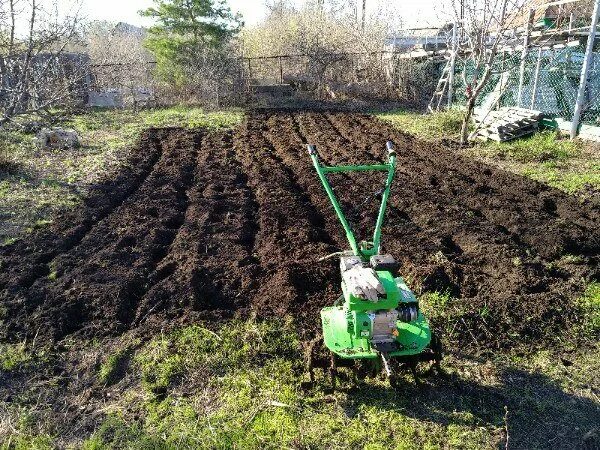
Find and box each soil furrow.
[232,114,338,322]
[0,130,166,292]
[292,112,392,240]
[1,130,199,341]
[261,113,341,246]
[270,111,599,347]
[136,131,264,329]
[355,114,599,259]
[0,112,597,350]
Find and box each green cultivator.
[306,141,442,387]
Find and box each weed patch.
[84,319,504,450]
[481,132,581,162]
[26,219,53,233]
[575,282,600,338]
[77,317,600,450]
[523,162,600,193]
[0,342,33,371]
[135,317,299,395]
[99,348,133,385]
[377,109,464,139]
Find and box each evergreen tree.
[140,0,242,84]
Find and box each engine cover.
[370,310,398,345]
[320,305,431,359]
[320,254,432,359]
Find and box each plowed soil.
[1,111,598,349]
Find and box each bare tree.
[265,0,295,15]
[86,22,156,109]
[240,1,392,95]
[449,0,527,144]
[0,0,85,125]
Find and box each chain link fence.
[452,43,600,126]
[242,50,468,107]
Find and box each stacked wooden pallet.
[473,107,543,142]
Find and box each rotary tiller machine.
[306,141,442,388]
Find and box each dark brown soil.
[1,112,598,349]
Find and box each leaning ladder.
[427,61,451,113]
[427,23,458,113]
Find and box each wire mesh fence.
[241,52,391,85]
[452,43,600,126]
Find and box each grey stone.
[35,127,80,149]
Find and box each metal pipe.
[372,154,396,254]
[517,9,535,107]
[569,12,575,35]
[530,47,543,109]
[362,0,366,32]
[308,147,360,256]
[307,143,397,259]
[571,0,600,138]
[447,22,458,108]
[322,164,391,173]
[279,56,283,84]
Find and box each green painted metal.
[321,273,431,359]
[342,271,399,312]
[321,164,391,173]
[540,117,558,130]
[307,142,432,362]
[321,307,431,359]
[307,144,396,260]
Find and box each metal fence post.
[571,0,600,139]
[279,56,284,84]
[530,47,543,110]
[447,22,458,109]
[517,9,535,107]
[569,12,575,35]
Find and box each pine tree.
[140,0,242,84]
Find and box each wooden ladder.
[427,61,451,113]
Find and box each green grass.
[481,132,581,162]
[0,342,33,371]
[26,219,53,233]
[99,348,132,385]
[0,433,54,450]
[560,254,585,264]
[68,317,599,449]
[420,290,453,310]
[376,109,464,139]
[575,282,600,337]
[522,160,600,193]
[377,109,600,195]
[1,237,18,247]
[0,107,244,242]
[69,107,243,147]
[0,316,598,448]
[135,318,299,395]
[0,405,55,449]
[83,317,503,449]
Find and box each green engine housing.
[321,265,431,359]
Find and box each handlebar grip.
[307,144,317,155]
[386,141,396,156]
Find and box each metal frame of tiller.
[307,141,396,260]
[306,141,442,388]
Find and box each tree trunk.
[461,97,475,145]
[362,0,366,32]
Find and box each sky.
[81,0,445,30]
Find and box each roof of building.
[508,0,593,28]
